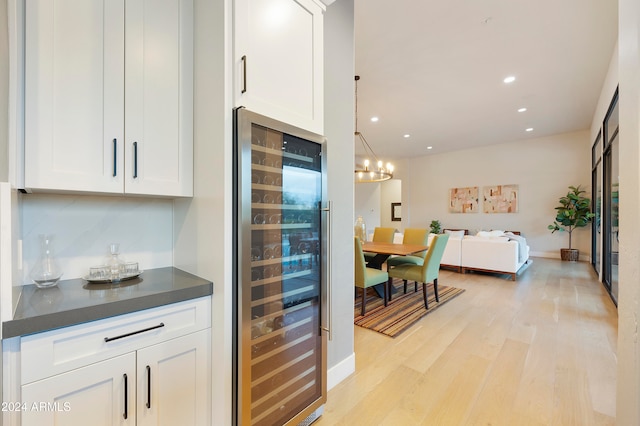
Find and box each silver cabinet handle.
[104,323,165,342]
[241,55,247,94]
[321,201,332,341]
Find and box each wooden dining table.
[362,241,429,297]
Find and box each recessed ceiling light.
[526,128,534,132]
[403,134,410,138]
[427,146,433,150]
[370,117,379,122]
[503,76,516,84]
[518,107,527,112]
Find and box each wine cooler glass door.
[236,108,326,426]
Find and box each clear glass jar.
[29,234,63,288]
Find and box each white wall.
[172,0,230,424]
[380,178,401,228]
[616,0,640,422]
[354,182,379,235]
[592,43,619,140]
[0,0,8,181]
[324,0,356,387]
[397,130,592,259]
[355,178,402,233]
[0,183,6,411]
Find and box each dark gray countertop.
[2,267,213,339]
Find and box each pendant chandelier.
[354,75,394,183]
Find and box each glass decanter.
[107,243,125,281]
[30,234,63,288]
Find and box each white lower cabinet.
[21,330,210,426]
[22,353,136,426]
[17,298,211,425]
[136,331,211,426]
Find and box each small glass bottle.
[354,216,367,242]
[30,234,63,288]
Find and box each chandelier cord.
[354,75,381,168]
[358,133,381,168]
[353,75,393,182]
[355,75,359,136]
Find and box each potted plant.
[429,220,442,234]
[548,185,595,261]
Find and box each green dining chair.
[355,236,389,315]
[363,227,396,263]
[387,234,449,309]
[386,228,429,268]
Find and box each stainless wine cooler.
[233,108,329,426]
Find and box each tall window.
[592,132,602,275]
[602,88,619,305]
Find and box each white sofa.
[460,235,529,280]
[441,235,463,271]
[440,230,530,280]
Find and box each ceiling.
[353,0,618,162]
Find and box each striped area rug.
[354,278,465,338]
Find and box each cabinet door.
[24,0,125,193]
[125,0,194,197]
[136,329,211,426]
[21,352,136,426]
[234,0,325,134]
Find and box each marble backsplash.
[19,193,173,285]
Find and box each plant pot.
[560,248,579,262]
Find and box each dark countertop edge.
[2,282,213,339]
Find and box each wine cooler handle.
[241,55,247,94]
[321,201,333,341]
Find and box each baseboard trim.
[530,251,592,262]
[327,352,355,391]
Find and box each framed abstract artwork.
[449,187,479,213]
[483,184,519,213]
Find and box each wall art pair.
[449,184,519,213]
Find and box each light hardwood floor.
[318,257,618,425]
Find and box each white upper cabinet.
[24,0,193,197]
[234,0,325,134]
[124,0,194,197]
[24,0,125,194]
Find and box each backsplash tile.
[20,194,173,285]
